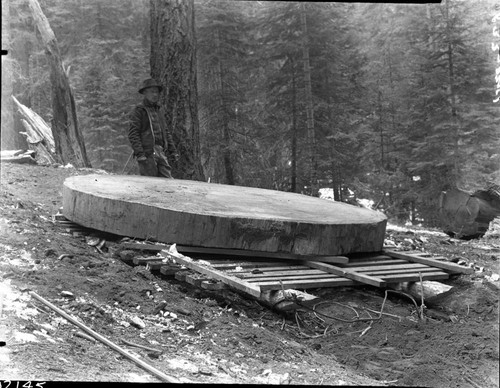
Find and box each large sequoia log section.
[63,175,387,256]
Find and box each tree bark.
[1,0,26,150]
[377,88,385,169]
[300,4,318,196]
[150,0,205,181]
[215,28,235,185]
[28,0,91,167]
[444,0,461,180]
[325,66,341,201]
[290,56,298,193]
[12,96,58,164]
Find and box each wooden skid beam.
[236,269,325,279]
[379,271,450,283]
[120,242,349,264]
[303,261,386,288]
[342,259,408,267]
[185,273,207,287]
[257,277,355,291]
[160,250,262,298]
[346,263,429,272]
[361,267,447,276]
[146,262,163,271]
[345,254,393,262]
[384,249,474,274]
[121,242,167,251]
[210,262,292,270]
[159,264,183,276]
[133,257,163,266]
[228,265,310,273]
[200,280,227,291]
[246,273,340,283]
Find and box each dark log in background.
[439,185,500,239]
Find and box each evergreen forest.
[4,0,500,226]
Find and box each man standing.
[128,78,179,177]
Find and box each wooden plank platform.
[158,248,470,296]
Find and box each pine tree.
[196,0,255,184]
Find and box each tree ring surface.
[63,175,387,255]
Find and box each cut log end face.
[63,175,387,256]
[440,188,500,239]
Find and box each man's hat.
[138,78,163,94]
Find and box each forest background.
[2,0,499,226]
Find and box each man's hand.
[137,155,147,162]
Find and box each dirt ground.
[0,162,498,386]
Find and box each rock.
[128,316,146,329]
[118,250,136,263]
[175,307,191,316]
[486,273,500,282]
[44,249,57,257]
[86,236,100,246]
[425,309,450,321]
[153,301,168,315]
[60,291,74,298]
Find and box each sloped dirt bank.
[0,163,498,386]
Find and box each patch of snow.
[0,347,11,365]
[386,223,447,237]
[357,198,374,209]
[126,373,154,383]
[319,188,335,200]
[167,358,199,373]
[13,331,39,343]
[0,243,14,251]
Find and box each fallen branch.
[121,338,162,354]
[29,291,179,383]
[359,325,372,338]
[12,96,57,165]
[360,307,402,319]
[419,272,426,320]
[75,331,96,343]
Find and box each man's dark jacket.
[128,100,177,159]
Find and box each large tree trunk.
[290,55,298,193]
[1,0,26,151]
[28,0,91,167]
[150,0,205,181]
[444,0,461,180]
[300,4,318,196]
[215,29,235,185]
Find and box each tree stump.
[63,175,387,256]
